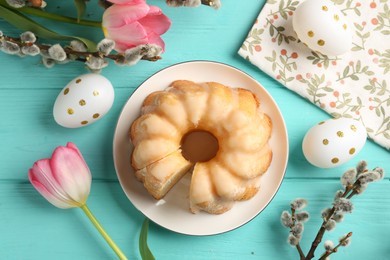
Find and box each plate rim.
[112,60,289,236]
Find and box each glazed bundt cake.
[129,80,272,214]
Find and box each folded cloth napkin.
[239,0,390,150]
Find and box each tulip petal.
[102,3,149,28]
[29,170,75,209]
[139,8,171,35]
[145,32,166,51]
[28,161,78,209]
[105,22,148,49]
[50,146,91,205]
[30,160,71,201]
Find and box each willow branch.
[2,34,161,62]
[305,183,359,260]
[318,232,353,260]
[290,208,305,260]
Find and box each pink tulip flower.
[28,142,91,209]
[28,142,127,259]
[102,0,171,53]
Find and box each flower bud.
[97,38,115,55]
[85,56,108,70]
[20,31,36,43]
[28,142,92,209]
[70,40,87,52]
[2,41,20,54]
[48,44,67,61]
[22,44,40,56]
[5,0,25,8]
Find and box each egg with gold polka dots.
[292,0,352,56]
[302,118,366,168]
[53,73,114,128]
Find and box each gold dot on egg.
[349,148,356,155]
[318,39,325,46]
[67,108,74,115]
[322,5,328,11]
[319,121,325,125]
[323,139,329,145]
[331,157,339,164]
[350,125,357,132]
[343,24,347,30]
[93,90,99,96]
[81,120,88,125]
[79,99,86,106]
[76,79,82,84]
[334,14,339,21]
[337,131,344,137]
[307,31,315,37]
[64,88,70,95]
[93,113,100,119]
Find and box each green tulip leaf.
[139,218,155,260]
[0,4,96,51]
[73,0,86,22]
[0,0,101,27]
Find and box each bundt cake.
[129,80,272,214]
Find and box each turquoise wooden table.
[0,1,389,259]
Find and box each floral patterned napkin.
[238,0,390,150]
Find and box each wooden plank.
[0,179,388,259]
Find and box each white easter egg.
[292,0,352,56]
[53,74,114,128]
[302,118,367,168]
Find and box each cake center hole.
[181,130,219,163]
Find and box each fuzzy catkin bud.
[22,45,40,56]
[70,40,87,52]
[324,240,334,251]
[373,167,385,179]
[356,160,367,175]
[290,198,307,210]
[20,31,36,43]
[2,41,20,54]
[321,208,333,219]
[358,171,381,184]
[339,233,352,247]
[341,168,357,187]
[333,198,353,213]
[324,219,336,231]
[334,190,344,201]
[287,234,299,246]
[291,222,304,237]
[166,0,201,7]
[122,46,143,66]
[295,211,309,222]
[85,56,108,70]
[356,184,367,194]
[48,44,66,61]
[5,0,25,8]
[42,57,55,68]
[281,211,293,228]
[332,212,344,223]
[143,44,162,58]
[209,0,221,9]
[97,39,115,55]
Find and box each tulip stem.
[81,204,128,260]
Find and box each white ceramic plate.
[113,61,289,236]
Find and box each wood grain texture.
[0,0,389,259]
[0,180,389,259]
